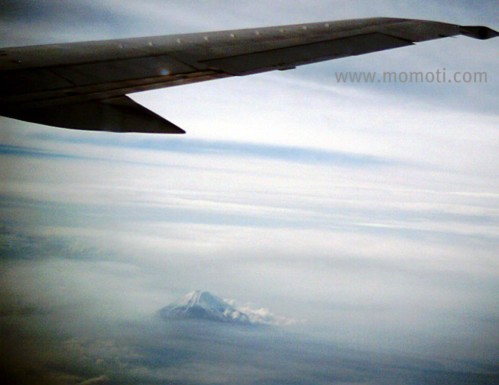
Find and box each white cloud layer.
[224,298,300,326]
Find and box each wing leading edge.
[0,17,497,134]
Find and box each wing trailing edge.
[2,96,185,134]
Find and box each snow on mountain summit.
[158,291,251,325]
[159,290,299,326]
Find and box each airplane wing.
[0,17,496,134]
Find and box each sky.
[0,1,498,383]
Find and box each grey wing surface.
[0,17,497,134]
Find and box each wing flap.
[3,96,185,134]
[50,55,194,87]
[201,32,413,75]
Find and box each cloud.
[78,375,109,385]
[224,298,300,326]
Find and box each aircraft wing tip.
[459,25,499,40]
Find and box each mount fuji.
[158,291,252,325]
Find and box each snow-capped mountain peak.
[175,291,226,310]
[158,291,251,324]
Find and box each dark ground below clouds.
[1,317,498,385]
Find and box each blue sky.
[0,0,498,371]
